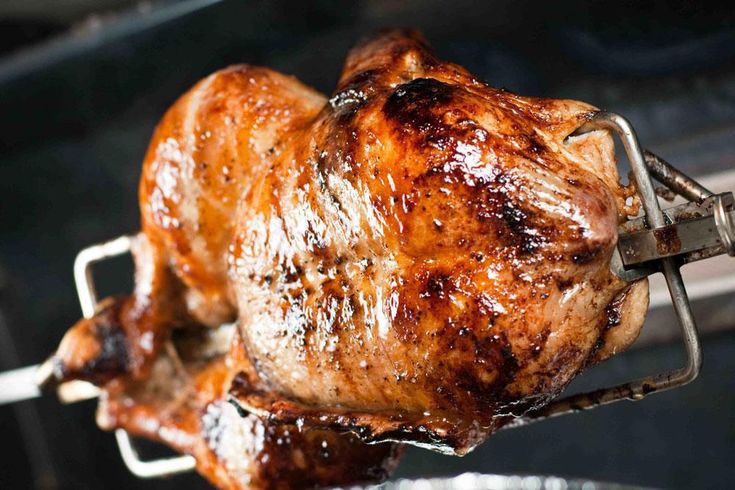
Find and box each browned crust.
[48,29,649,465]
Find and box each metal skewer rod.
[643,150,713,201]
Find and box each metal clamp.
[509,112,704,425]
[73,235,196,478]
[714,194,735,256]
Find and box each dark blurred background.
[1,1,735,488]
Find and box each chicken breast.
[47,29,648,460]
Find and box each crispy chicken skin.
[47,28,648,466]
[229,31,648,453]
[98,325,401,489]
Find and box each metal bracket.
[715,194,735,256]
[509,112,703,425]
[73,234,196,478]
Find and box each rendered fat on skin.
[48,29,648,462]
[97,326,401,489]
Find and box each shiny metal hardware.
[714,194,735,256]
[508,111,707,426]
[617,193,734,268]
[71,234,197,478]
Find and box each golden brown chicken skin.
[98,325,401,489]
[47,29,648,459]
[53,293,401,489]
[49,64,326,381]
[228,31,648,453]
[43,62,401,488]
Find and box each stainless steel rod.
[643,150,713,201]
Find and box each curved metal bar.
[115,429,196,479]
[572,113,664,228]
[72,235,197,478]
[73,235,134,318]
[516,112,703,424]
[714,195,735,256]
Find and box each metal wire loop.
[514,111,703,425]
[714,195,735,256]
[73,234,196,478]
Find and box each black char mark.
[383,78,455,143]
[383,80,551,259]
[55,297,130,384]
[589,287,629,360]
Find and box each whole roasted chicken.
[46,29,648,486]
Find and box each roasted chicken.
[46,29,648,485]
